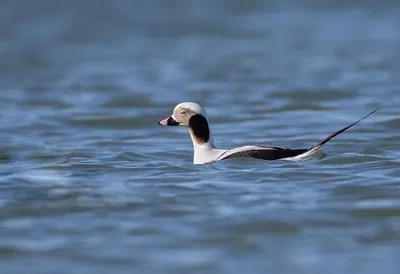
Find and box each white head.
[158,102,212,145]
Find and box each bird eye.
[180,110,187,115]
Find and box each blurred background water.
[0,0,399,273]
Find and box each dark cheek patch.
[189,114,210,144]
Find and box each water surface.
[0,1,399,273]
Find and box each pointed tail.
[309,108,378,151]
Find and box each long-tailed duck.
[158,102,377,164]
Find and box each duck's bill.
[158,116,180,126]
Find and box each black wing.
[220,108,378,162]
[220,147,308,161]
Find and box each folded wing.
[218,108,378,162]
[219,145,308,161]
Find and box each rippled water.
[1,1,399,273]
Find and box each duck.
[158,102,377,165]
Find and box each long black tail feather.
[309,108,378,151]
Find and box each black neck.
[189,114,210,144]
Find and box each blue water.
[0,1,399,273]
